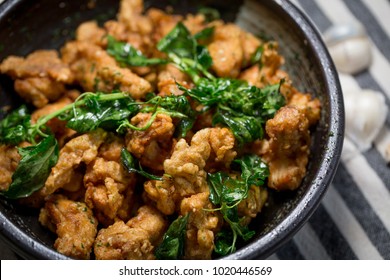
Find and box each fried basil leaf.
[1,135,59,199]
[0,105,32,145]
[107,35,167,66]
[155,214,189,260]
[120,148,162,181]
[207,154,268,255]
[63,92,140,133]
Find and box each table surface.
[1,0,390,260]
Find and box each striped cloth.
[264,0,390,260]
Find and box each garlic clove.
[343,88,388,151]
[324,23,372,75]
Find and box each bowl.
[0,0,344,260]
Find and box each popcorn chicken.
[39,194,97,260]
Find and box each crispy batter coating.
[61,41,152,100]
[76,21,106,46]
[39,194,97,259]
[239,41,287,85]
[157,64,191,96]
[238,185,268,226]
[180,192,222,259]
[288,91,321,126]
[40,129,107,197]
[0,145,20,192]
[118,0,154,37]
[208,24,261,78]
[125,113,175,171]
[84,157,136,226]
[263,106,310,191]
[144,128,236,215]
[94,205,167,260]
[0,50,73,108]
[98,133,125,162]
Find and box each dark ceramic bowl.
[0,0,344,260]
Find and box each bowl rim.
[0,0,344,260]
[222,0,344,259]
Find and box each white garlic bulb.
[343,88,388,151]
[324,23,372,74]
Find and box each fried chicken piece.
[40,129,107,197]
[125,113,175,171]
[94,205,167,260]
[61,41,152,100]
[0,145,20,191]
[238,185,268,226]
[76,21,106,46]
[206,127,237,171]
[147,8,182,42]
[208,24,261,78]
[0,50,73,108]
[84,157,136,226]
[180,192,222,259]
[118,0,153,37]
[97,133,124,162]
[263,106,310,191]
[144,128,236,215]
[239,41,287,87]
[157,64,191,97]
[143,178,176,215]
[287,91,321,126]
[104,0,154,56]
[125,204,168,245]
[38,195,97,260]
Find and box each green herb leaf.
[213,110,263,145]
[155,214,189,260]
[180,78,285,145]
[193,26,215,41]
[121,148,162,181]
[207,154,268,255]
[197,7,220,23]
[1,135,59,199]
[0,105,32,145]
[64,92,140,133]
[250,45,264,66]
[233,154,269,187]
[107,35,167,66]
[146,94,195,138]
[157,22,214,82]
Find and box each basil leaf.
[107,35,167,66]
[213,110,263,146]
[181,78,285,145]
[157,22,197,59]
[155,214,189,260]
[207,154,268,256]
[197,7,220,23]
[65,93,140,133]
[121,148,162,181]
[147,94,195,138]
[0,105,32,145]
[193,26,215,41]
[1,135,59,199]
[233,154,269,187]
[157,22,214,82]
[250,45,264,66]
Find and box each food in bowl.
[0,0,321,260]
